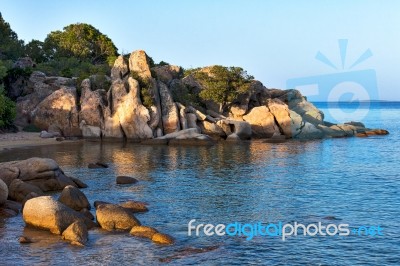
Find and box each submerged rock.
[116,176,138,185]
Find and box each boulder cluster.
[10,50,388,143]
[0,158,174,246]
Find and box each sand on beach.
[0,132,77,151]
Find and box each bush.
[131,71,153,109]
[22,124,41,132]
[0,85,16,127]
[185,65,254,110]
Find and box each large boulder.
[23,196,95,235]
[198,120,226,140]
[0,158,81,192]
[96,203,141,231]
[290,111,324,139]
[14,71,69,127]
[0,179,8,205]
[58,185,90,211]
[267,99,293,137]
[103,78,153,139]
[32,87,81,137]
[111,55,129,80]
[243,106,280,138]
[158,81,180,134]
[289,97,324,126]
[129,50,152,79]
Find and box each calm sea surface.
[0,102,399,265]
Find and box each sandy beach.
[0,132,79,151]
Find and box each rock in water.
[62,221,88,246]
[119,201,148,213]
[130,226,158,239]
[9,179,44,203]
[23,196,94,235]
[58,185,91,211]
[152,233,175,245]
[96,204,141,231]
[0,179,8,205]
[116,176,138,184]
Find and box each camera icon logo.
[286,39,379,123]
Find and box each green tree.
[24,39,47,63]
[0,60,16,127]
[0,12,24,60]
[44,23,118,64]
[189,65,254,110]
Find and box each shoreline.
[0,132,82,152]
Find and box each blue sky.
[1,0,399,100]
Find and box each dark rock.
[88,162,109,169]
[116,176,138,185]
[19,236,33,244]
[70,177,88,188]
[58,185,91,211]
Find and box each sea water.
[0,103,399,265]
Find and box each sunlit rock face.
[10,52,388,140]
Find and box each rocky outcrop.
[79,78,107,129]
[23,196,95,235]
[243,106,280,138]
[103,78,153,139]
[159,81,180,134]
[32,87,81,137]
[9,50,387,142]
[129,50,152,79]
[151,65,182,84]
[111,55,129,80]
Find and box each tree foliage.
[186,65,254,108]
[44,23,118,64]
[0,60,16,127]
[0,12,24,60]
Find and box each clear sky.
[1,0,399,100]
